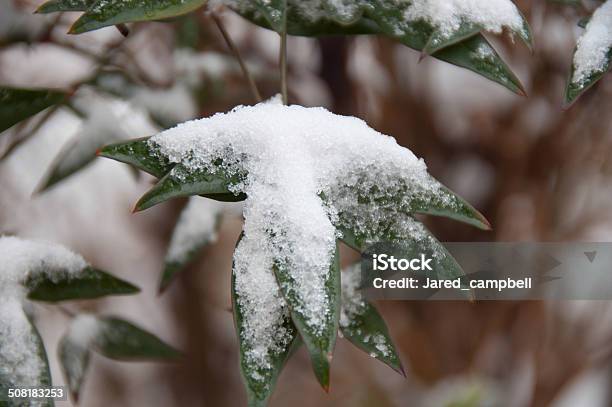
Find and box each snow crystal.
[404,0,525,39]
[166,198,223,263]
[0,236,87,387]
[148,100,438,375]
[572,0,612,86]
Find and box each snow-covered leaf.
[134,164,245,211]
[337,215,468,289]
[159,197,223,293]
[225,0,529,93]
[0,87,65,133]
[58,323,91,403]
[26,267,140,302]
[0,311,53,407]
[98,137,174,178]
[565,0,612,105]
[36,0,95,13]
[36,95,157,193]
[0,236,140,303]
[69,0,207,34]
[273,242,340,389]
[339,265,403,375]
[58,314,179,402]
[232,234,299,406]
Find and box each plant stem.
[278,0,289,104]
[279,22,288,105]
[212,13,262,103]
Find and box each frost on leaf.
[0,236,87,390]
[340,264,402,374]
[567,0,612,104]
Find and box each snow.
[0,236,88,387]
[67,314,100,348]
[165,198,223,263]
[571,0,612,86]
[147,99,442,379]
[339,265,366,329]
[214,0,525,40]
[404,0,526,39]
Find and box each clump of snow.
[166,198,223,263]
[404,0,525,39]
[572,1,612,86]
[67,314,100,348]
[148,100,441,377]
[233,235,295,385]
[0,236,87,387]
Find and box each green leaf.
[134,164,245,212]
[230,1,527,94]
[36,0,95,13]
[0,312,54,407]
[273,242,340,390]
[69,0,207,34]
[340,265,403,375]
[26,267,140,302]
[35,131,105,194]
[232,234,299,406]
[98,137,174,178]
[564,2,612,105]
[406,183,491,230]
[0,88,65,133]
[338,215,468,290]
[565,52,612,106]
[58,334,90,403]
[91,317,181,360]
[159,197,223,293]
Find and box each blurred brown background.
[2,0,612,405]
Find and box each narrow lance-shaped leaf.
[230,0,527,94]
[98,137,174,178]
[134,163,245,212]
[405,182,491,230]
[58,330,91,403]
[26,267,140,302]
[337,214,470,298]
[91,317,181,360]
[0,88,65,133]
[232,233,300,406]
[36,0,95,13]
[340,265,403,375]
[565,1,612,105]
[159,197,223,293]
[69,0,207,34]
[273,242,340,390]
[1,309,54,407]
[58,314,180,402]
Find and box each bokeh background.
[2,0,612,405]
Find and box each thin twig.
[279,16,288,105]
[279,32,288,104]
[211,13,262,103]
[0,105,59,160]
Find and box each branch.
[211,13,262,103]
